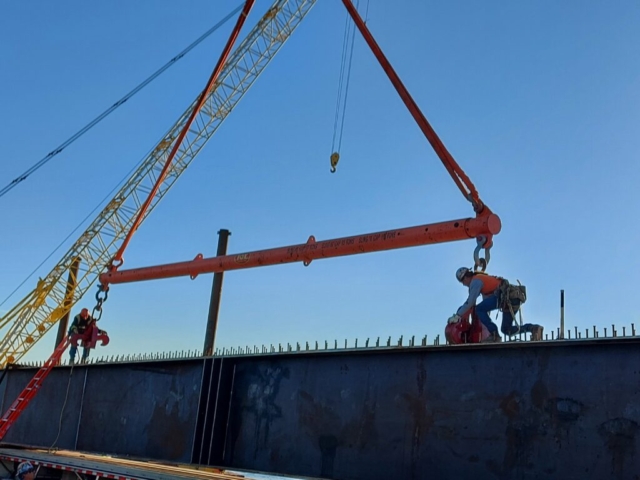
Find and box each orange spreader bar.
[99,213,500,286]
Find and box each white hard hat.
[16,462,35,479]
[456,267,470,282]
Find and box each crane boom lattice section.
[0,0,317,367]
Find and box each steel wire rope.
[0,135,162,309]
[330,0,360,155]
[330,14,352,151]
[0,2,243,199]
[336,5,359,153]
[49,364,74,452]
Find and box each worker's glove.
[68,327,78,335]
[447,314,461,324]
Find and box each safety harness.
[496,278,527,334]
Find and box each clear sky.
[1,0,639,362]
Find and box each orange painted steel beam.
[99,214,501,286]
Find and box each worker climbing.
[68,308,107,364]
[448,267,544,342]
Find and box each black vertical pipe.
[204,229,231,356]
[56,258,80,349]
[560,289,565,340]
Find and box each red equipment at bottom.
[445,308,490,344]
[70,322,110,351]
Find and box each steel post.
[560,289,565,339]
[204,229,231,356]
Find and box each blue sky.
[1,1,639,362]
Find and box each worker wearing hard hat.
[68,307,94,364]
[14,461,36,480]
[448,267,544,342]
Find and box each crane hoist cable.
[329,0,360,173]
[0,2,244,200]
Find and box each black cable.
[49,364,74,452]
[331,13,352,152]
[337,4,359,152]
[0,137,152,309]
[0,3,243,199]
[331,0,359,154]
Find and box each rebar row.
[16,349,203,368]
[212,333,444,357]
[13,322,638,368]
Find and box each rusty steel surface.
[0,361,202,462]
[75,362,203,462]
[0,338,639,479]
[2,367,86,449]
[210,339,640,479]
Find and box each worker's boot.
[482,332,502,343]
[530,325,544,341]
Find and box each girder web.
[0,0,317,366]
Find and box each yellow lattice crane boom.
[0,0,317,367]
